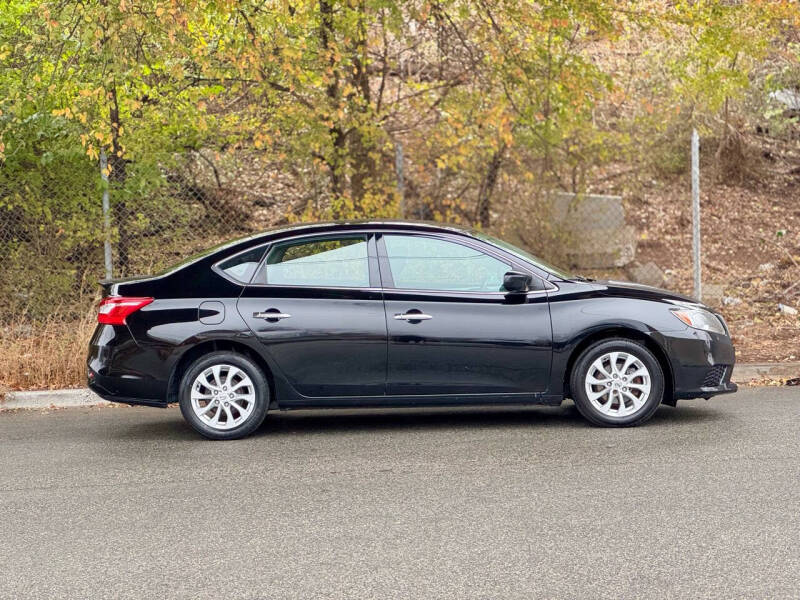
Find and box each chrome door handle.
[394,313,432,321]
[254,311,291,320]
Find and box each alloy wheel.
[190,364,256,430]
[584,351,651,417]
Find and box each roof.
[152,220,475,277]
[258,219,472,236]
[224,219,475,250]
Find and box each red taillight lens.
[97,296,154,325]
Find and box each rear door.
[378,233,552,397]
[237,233,387,398]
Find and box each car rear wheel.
[179,351,269,440]
[570,339,664,427]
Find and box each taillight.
[97,296,154,325]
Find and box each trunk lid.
[98,275,160,298]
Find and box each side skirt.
[275,393,564,410]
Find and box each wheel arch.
[562,327,675,405]
[167,339,277,407]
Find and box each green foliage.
[4,1,798,199]
[1,0,799,310]
[0,110,103,316]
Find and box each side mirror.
[503,271,532,294]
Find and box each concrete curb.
[2,362,799,411]
[1,388,110,411]
[732,362,800,383]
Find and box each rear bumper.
[657,328,738,400]
[88,370,168,407]
[87,323,170,405]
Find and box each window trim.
[218,228,557,294]
[245,232,377,290]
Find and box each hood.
[596,279,702,306]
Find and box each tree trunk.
[319,0,345,200]
[348,0,375,209]
[475,145,506,229]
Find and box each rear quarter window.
[215,245,269,284]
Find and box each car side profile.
[87,220,737,439]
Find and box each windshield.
[471,231,575,280]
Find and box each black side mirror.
[503,271,532,294]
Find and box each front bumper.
[673,379,738,400]
[657,327,738,400]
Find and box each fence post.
[395,141,405,218]
[100,149,113,280]
[691,129,701,302]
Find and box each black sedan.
[88,220,737,439]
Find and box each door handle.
[394,312,432,321]
[254,310,291,320]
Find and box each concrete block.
[548,192,637,269]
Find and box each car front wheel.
[179,351,269,440]
[570,339,664,427]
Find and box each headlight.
[670,307,726,335]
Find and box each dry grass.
[0,308,97,392]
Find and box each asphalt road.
[1,388,799,599]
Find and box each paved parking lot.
[1,387,799,599]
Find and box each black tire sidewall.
[570,339,664,427]
[179,351,269,440]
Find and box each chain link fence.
[0,153,298,321]
[5,137,800,391]
[2,151,654,322]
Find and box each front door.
[378,233,552,397]
[237,234,386,398]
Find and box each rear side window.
[216,244,268,283]
[255,236,369,288]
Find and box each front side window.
[256,236,369,288]
[383,235,510,292]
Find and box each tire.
[179,351,270,440]
[569,338,664,427]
